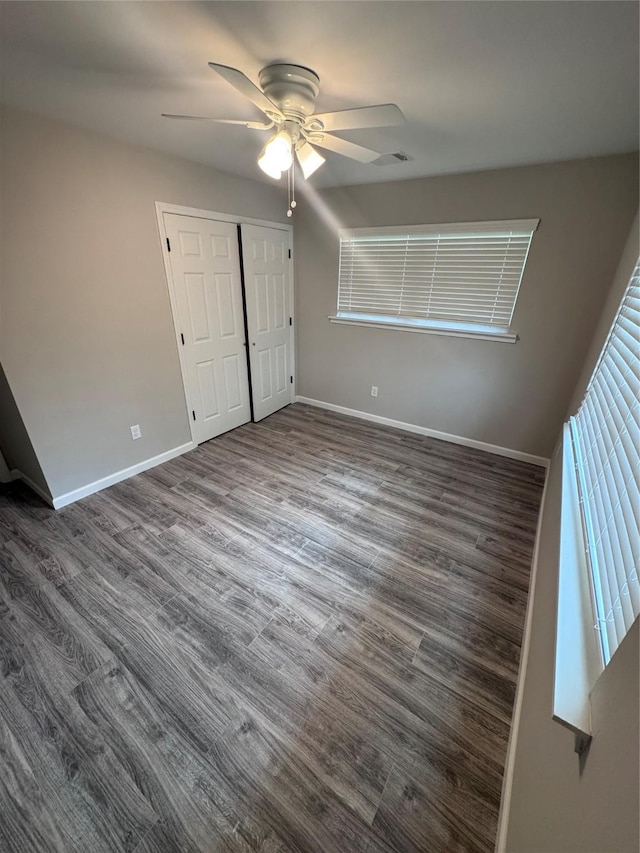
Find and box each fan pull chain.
[286,162,297,218]
[291,163,297,210]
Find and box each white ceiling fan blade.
[162,114,272,129]
[208,63,284,120]
[307,104,405,132]
[309,133,382,163]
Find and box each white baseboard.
[494,466,550,852]
[295,396,549,468]
[10,469,54,506]
[50,441,196,510]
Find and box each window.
[568,258,640,665]
[332,218,539,341]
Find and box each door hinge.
[192,410,196,421]
[290,375,293,384]
[288,249,291,259]
[289,317,292,326]
[180,333,185,345]
[166,237,171,252]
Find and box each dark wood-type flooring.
[0,403,545,853]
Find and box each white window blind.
[337,219,539,333]
[569,258,640,665]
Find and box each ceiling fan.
[163,62,405,183]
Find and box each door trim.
[154,202,294,443]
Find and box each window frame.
[331,218,540,342]
[554,256,640,738]
[569,257,639,665]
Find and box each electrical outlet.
[130,424,142,440]
[371,386,378,397]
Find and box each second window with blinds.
[331,218,540,342]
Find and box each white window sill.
[553,424,604,739]
[329,313,518,343]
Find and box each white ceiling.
[0,1,638,189]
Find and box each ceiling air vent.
[372,152,413,166]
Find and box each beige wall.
[1,105,636,498]
[0,362,49,494]
[0,106,286,499]
[294,154,638,458]
[504,211,639,852]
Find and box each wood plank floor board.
[475,531,540,567]
[412,625,518,723]
[442,553,530,608]
[369,764,495,853]
[124,475,222,532]
[0,640,158,851]
[260,544,428,647]
[244,605,499,807]
[188,542,335,636]
[368,487,483,543]
[0,705,158,853]
[202,620,396,828]
[64,490,142,536]
[349,509,473,568]
[258,832,295,853]
[0,712,73,853]
[273,700,396,825]
[207,493,312,559]
[167,476,237,515]
[295,538,391,598]
[46,501,126,541]
[73,658,262,853]
[49,519,179,609]
[0,536,58,591]
[93,481,183,536]
[1,524,93,588]
[391,455,544,504]
[0,403,543,852]
[0,563,114,692]
[438,486,541,527]
[216,436,331,488]
[237,500,381,568]
[157,589,273,667]
[57,574,241,755]
[196,707,389,853]
[113,523,216,593]
[310,614,509,802]
[412,566,526,645]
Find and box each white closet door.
[241,224,293,422]
[164,213,251,443]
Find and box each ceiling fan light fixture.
[168,63,404,196]
[296,141,325,179]
[258,130,293,179]
[257,152,283,180]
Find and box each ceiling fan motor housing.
[259,64,320,123]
